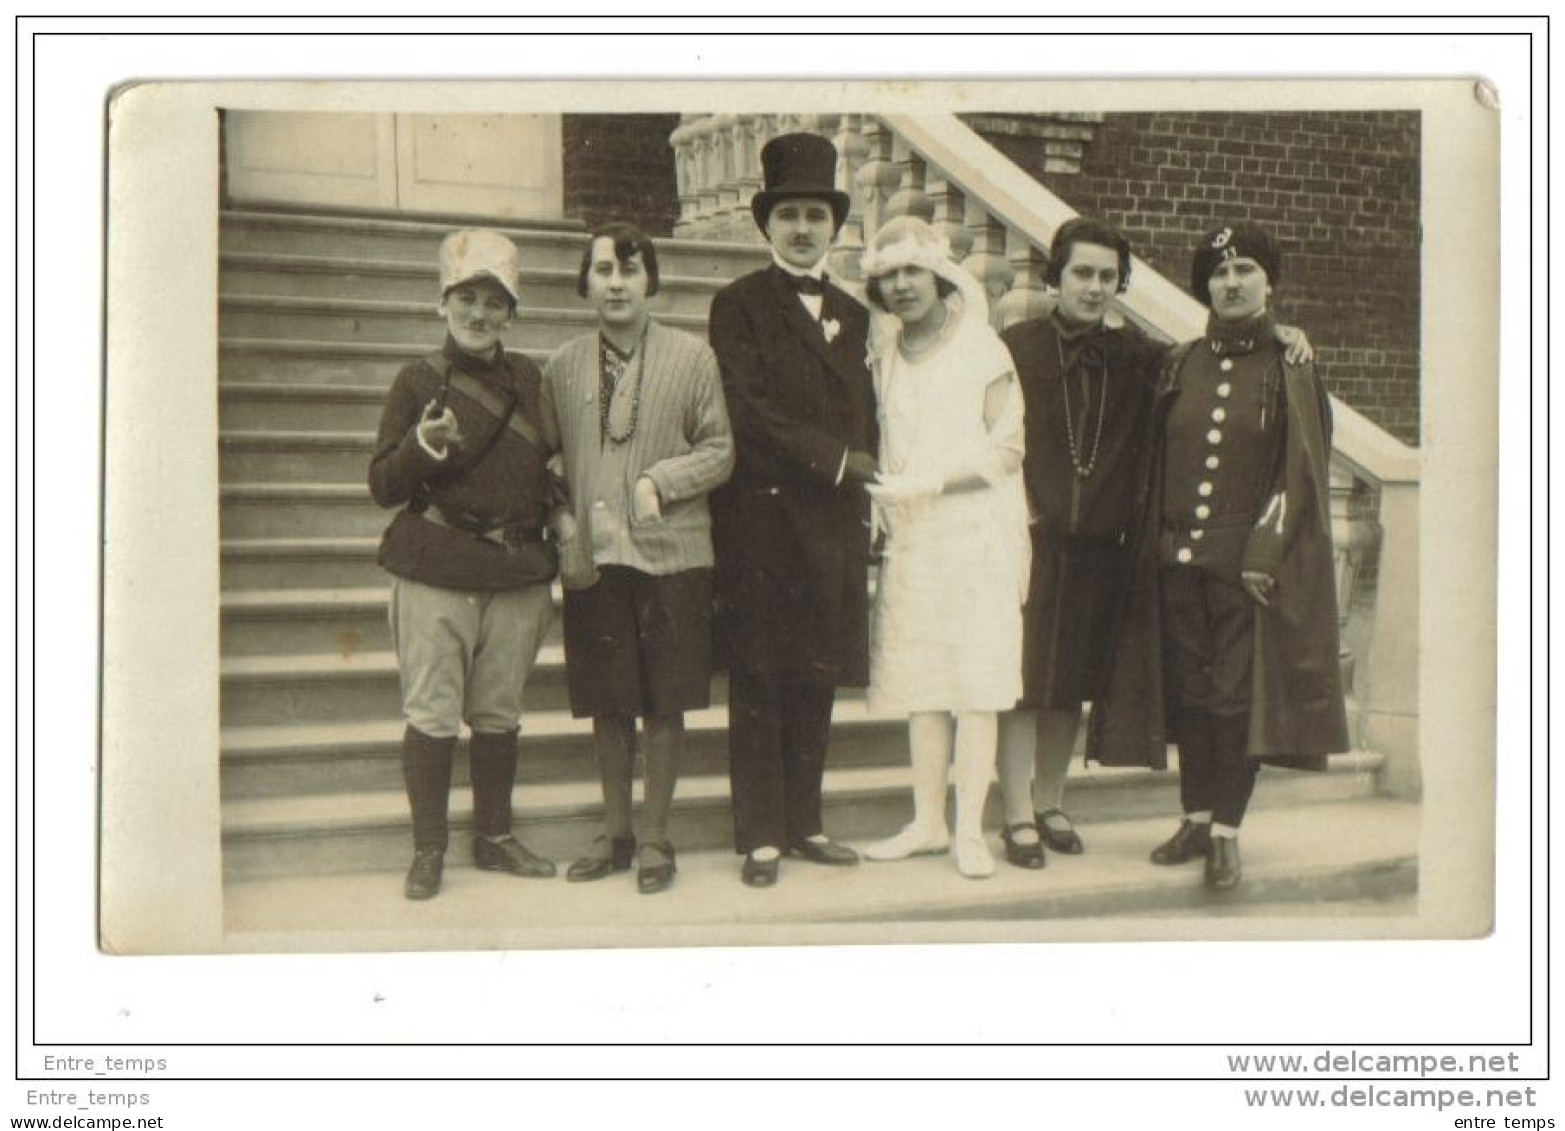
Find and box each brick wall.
[562,114,682,236]
[974,111,1422,446]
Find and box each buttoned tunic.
[1159,315,1283,581]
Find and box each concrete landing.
[220,798,1421,952]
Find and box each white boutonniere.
[821,317,841,343]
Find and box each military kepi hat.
[750,133,852,236]
[1190,222,1281,306]
[438,228,523,308]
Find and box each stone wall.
[972,111,1422,445]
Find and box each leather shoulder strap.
[426,352,542,450]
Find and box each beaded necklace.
[599,322,649,445]
[1056,333,1108,480]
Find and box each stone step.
[219,293,710,351]
[219,702,909,800]
[220,251,726,317]
[221,583,577,657]
[218,770,1393,889]
[220,430,375,484]
[220,482,385,539]
[215,646,735,725]
[219,382,387,432]
[221,537,384,591]
[219,209,766,279]
[219,644,886,725]
[218,339,529,389]
[222,585,412,656]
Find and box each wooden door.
[225,111,564,220]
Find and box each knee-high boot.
[469,729,520,840]
[402,725,456,851]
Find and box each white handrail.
[881,113,1422,488]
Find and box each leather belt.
[421,503,546,547]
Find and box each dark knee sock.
[402,725,457,850]
[469,729,519,839]
[593,715,636,839]
[640,714,685,845]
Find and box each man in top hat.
[369,227,560,900]
[707,132,877,887]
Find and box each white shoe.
[955,834,995,879]
[865,823,950,862]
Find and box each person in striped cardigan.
[540,222,735,895]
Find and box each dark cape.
[1086,343,1352,770]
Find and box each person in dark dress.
[1087,222,1351,891]
[707,133,877,888]
[996,220,1161,868]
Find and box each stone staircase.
[218,207,1413,920]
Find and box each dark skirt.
[1018,527,1132,710]
[561,565,714,719]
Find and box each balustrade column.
[960,199,1016,329]
[994,228,1051,331]
[1359,480,1420,799]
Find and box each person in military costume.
[707,133,877,888]
[1087,221,1350,891]
[369,228,561,901]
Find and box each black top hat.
[750,133,852,236]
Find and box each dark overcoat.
[707,266,876,686]
[1086,344,1352,769]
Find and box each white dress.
[867,306,1031,713]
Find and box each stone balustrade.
[669,112,1415,791]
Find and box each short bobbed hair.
[1045,217,1133,294]
[863,271,958,313]
[577,221,661,298]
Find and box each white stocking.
[953,711,997,841]
[865,712,952,860]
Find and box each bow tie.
[780,271,827,297]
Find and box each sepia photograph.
[99,78,1493,957]
[13,20,1540,1123]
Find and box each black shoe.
[1036,808,1085,855]
[1150,819,1211,866]
[741,851,780,888]
[787,835,860,866]
[1001,823,1047,870]
[404,847,444,900]
[1205,836,1242,890]
[473,835,557,878]
[566,835,636,883]
[637,842,677,895]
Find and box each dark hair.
[576,221,661,298]
[863,271,958,312]
[1044,217,1133,293]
